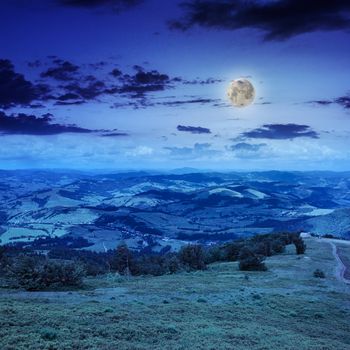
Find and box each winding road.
[329,241,350,284]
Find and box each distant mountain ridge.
[0,170,349,251]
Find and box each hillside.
[1,171,350,252]
[0,237,349,350]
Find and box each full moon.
[227,78,255,107]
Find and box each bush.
[164,254,182,274]
[178,245,206,271]
[0,246,9,274]
[112,243,135,276]
[313,269,325,278]
[239,256,267,271]
[293,237,306,255]
[223,242,244,261]
[41,327,58,341]
[135,255,167,276]
[238,247,267,271]
[8,255,85,290]
[271,238,286,254]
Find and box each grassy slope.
[0,237,350,350]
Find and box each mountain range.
[0,170,349,251]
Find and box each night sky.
[0,0,350,170]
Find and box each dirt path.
[329,241,350,284]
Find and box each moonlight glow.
[227,78,255,107]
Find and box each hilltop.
[0,237,349,350]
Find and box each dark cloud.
[310,100,333,106]
[335,95,350,109]
[0,112,94,135]
[58,0,143,11]
[309,94,350,109]
[61,80,112,100]
[242,123,319,139]
[0,111,127,136]
[118,66,172,97]
[112,97,220,109]
[177,125,211,134]
[0,59,49,109]
[171,0,350,41]
[5,57,222,109]
[182,78,224,85]
[41,60,79,81]
[101,131,129,137]
[110,68,122,77]
[160,98,220,107]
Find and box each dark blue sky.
[0,0,350,170]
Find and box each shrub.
[8,255,85,290]
[238,247,267,271]
[41,327,58,341]
[271,238,286,254]
[223,242,244,261]
[112,243,135,276]
[0,246,9,273]
[313,269,325,278]
[164,254,182,274]
[293,237,306,255]
[135,255,167,276]
[239,256,267,271]
[178,244,206,271]
[204,245,223,264]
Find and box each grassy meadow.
[0,238,349,350]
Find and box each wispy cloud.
[177,125,211,134]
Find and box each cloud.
[164,143,220,159]
[118,66,173,97]
[182,78,224,85]
[61,79,114,101]
[41,60,79,81]
[335,95,350,109]
[110,68,122,77]
[125,145,154,156]
[177,125,211,134]
[242,123,319,139]
[16,57,224,108]
[101,131,129,137]
[309,94,350,109]
[0,111,95,135]
[159,98,220,107]
[171,0,350,41]
[0,59,49,109]
[230,142,267,158]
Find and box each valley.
[1,170,350,251]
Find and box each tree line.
[0,232,306,291]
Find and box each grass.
[0,238,350,350]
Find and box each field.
[0,237,349,350]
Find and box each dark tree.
[293,237,306,255]
[8,255,85,290]
[0,246,8,273]
[238,247,267,271]
[271,238,286,254]
[178,244,206,271]
[112,243,134,276]
[164,254,182,274]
